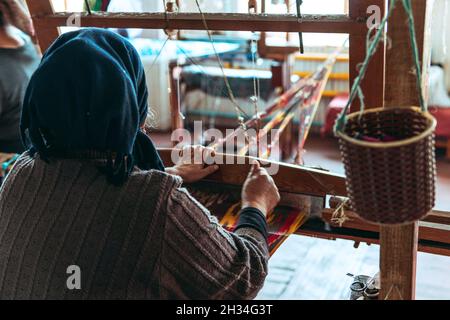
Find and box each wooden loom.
[26,0,449,300]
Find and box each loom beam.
[158,148,450,258]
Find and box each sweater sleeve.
[235,207,268,240]
[160,186,269,300]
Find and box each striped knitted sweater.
[0,154,269,299]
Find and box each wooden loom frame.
[26,0,447,300]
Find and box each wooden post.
[31,13,368,34]
[380,224,418,299]
[349,0,386,111]
[380,0,433,300]
[26,0,59,52]
[384,0,431,106]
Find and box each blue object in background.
[130,39,240,60]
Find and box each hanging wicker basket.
[336,107,436,224]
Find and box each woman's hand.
[241,160,280,216]
[166,145,219,183]
[0,0,36,37]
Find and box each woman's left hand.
[166,145,219,183]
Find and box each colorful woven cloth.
[322,94,349,137]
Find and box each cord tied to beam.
[194,0,250,131]
[248,0,258,14]
[166,1,177,13]
[163,0,178,40]
[331,197,350,227]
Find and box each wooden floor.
[150,132,450,299]
[256,135,450,300]
[256,236,450,300]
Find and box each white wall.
[178,0,238,12]
[431,0,450,91]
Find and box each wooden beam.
[384,0,430,106]
[159,148,450,255]
[349,0,386,111]
[322,209,450,246]
[34,12,368,34]
[380,0,433,300]
[25,0,59,52]
[297,222,450,257]
[424,210,450,225]
[157,148,347,197]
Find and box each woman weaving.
[0,28,280,299]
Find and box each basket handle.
[334,0,427,134]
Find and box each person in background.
[0,28,280,299]
[0,0,40,153]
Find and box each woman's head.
[21,28,164,185]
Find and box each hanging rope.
[147,36,170,72]
[163,0,178,39]
[176,44,235,101]
[147,0,173,72]
[296,0,304,54]
[402,0,426,112]
[334,0,396,133]
[250,39,260,117]
[194,0,250,125]
[212,43,341,153]
[248,2,261,157]
[334,0,426,134]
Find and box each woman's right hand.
[241,161,280,216]
[166,145,218,183]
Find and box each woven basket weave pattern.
[338,108,436,224]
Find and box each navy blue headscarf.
[21,28,164,185]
